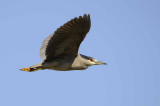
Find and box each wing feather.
[40,14,91,61]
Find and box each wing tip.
[81,14,91,21]
[78,14,91,26]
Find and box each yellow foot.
[20,67,40,72]
[20,67,32,72]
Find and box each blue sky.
[0,0,159,106]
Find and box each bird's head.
[80,54,107,66]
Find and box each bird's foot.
[20,67,40,72]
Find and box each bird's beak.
[95,61,107,65]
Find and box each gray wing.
[40,14,91,61]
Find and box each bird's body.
[29,54,95,71]
[20,14,106,72]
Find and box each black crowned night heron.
[20,14,106,72]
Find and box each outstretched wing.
[40,14,91,61]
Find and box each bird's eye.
[90,59,94,62]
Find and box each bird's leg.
[20,67,42,72]
[20,63,42,72]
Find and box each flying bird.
[20,14,106,72]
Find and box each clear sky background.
[0,0,159,106]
